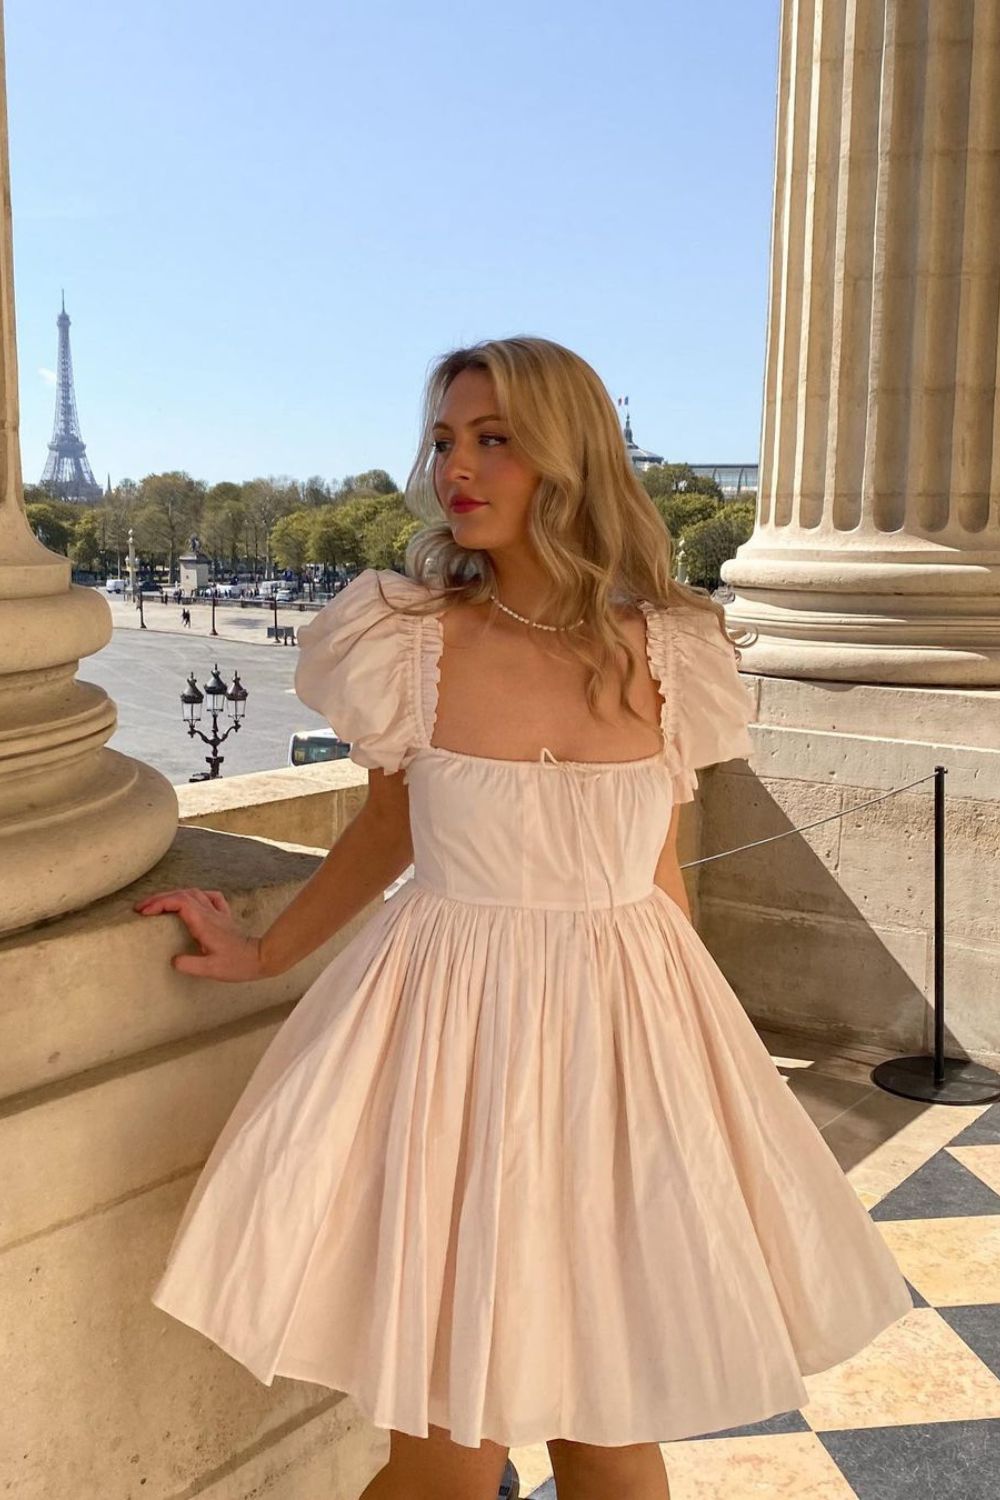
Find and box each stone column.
[722,0,1000,683]
[0,3,176,933]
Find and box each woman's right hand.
[133,887,267,981]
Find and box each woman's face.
[432,368,541,550]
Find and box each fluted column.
[0,1,177,934]
[722,0,1000,683]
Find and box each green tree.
[242,477,298,575]
[137,471,203,581]
[653,492,721,541]
[300,475,333,508]
[355,468,399,495]
[333,468,399,501]
[309,504,362,575]
[70,508,107,572]
[357,492,420,569]
[271,511,314,572]
[25,502,71,554]
[200,484,246,575]
[679,501,756,590]
[640,463,724,503]
[105,483,139,576]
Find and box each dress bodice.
[404,744,675,911]
[294,568,756,913]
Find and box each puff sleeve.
[293,568,422,775]
[645,600,756,805]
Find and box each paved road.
[84,616,331,785]
[105,588,320,645]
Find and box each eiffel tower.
[39,291,102,502]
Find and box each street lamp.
[181,664,249,780]
[271,590,280,642]
[127,527,147,629]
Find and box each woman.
[136,336,912,1500]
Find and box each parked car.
[104,578,125,594]
[274,588,295,604]
[287,729,352,766]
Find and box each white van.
[105,578,125,594]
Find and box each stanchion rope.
[682,770,938,868]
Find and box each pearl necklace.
[489,592,586,632]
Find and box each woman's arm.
[653,804,692,924]
[134,768,413,980]
[257,770,413,976]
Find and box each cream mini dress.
[151,566,913,1450]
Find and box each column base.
[721,555,1000,684]
[0,580,180,934]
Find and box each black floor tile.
[905,1277,930,1308]
[820,1418,1000,1500]
[870,1149,1000,1221]
[948,1102,1000,1148]
[938,1304,1000,1383]
[683,1407,811,1440]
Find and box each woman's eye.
[432,434,507,453]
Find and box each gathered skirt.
[151,879,913,1449]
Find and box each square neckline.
[419,599,670,771]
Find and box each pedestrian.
[135,336,911,1500]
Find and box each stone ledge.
[176,760,369,849]
[0,823,380,1102]
[752,674,1000,748]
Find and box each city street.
[105,588,317,646]
[85,592,332,784]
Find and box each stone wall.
[0,809,391,1498]
[697,674,1000,1068]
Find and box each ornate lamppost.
[180,664,248,781]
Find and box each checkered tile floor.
[515,1087,1000,1499]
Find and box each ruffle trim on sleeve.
[639,601,698,806]
[640,597,755,806]
[293,568,429,776]
[413,607,444,755]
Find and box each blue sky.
[9,0,780,492]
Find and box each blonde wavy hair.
[372,335,742,730]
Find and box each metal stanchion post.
[872,765,1000,1104]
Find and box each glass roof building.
[689,464,759,497]
[620,404,758,497]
